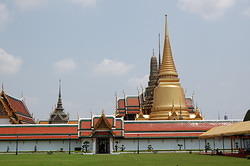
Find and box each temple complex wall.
[0,137,238,152]
[113,138,233,151]
[0,140,81,152]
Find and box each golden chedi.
[150,15,191,120]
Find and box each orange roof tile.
[118,99,125,109]
[5,94,35,123]
[124,121,236,132]
[126,97,139,106]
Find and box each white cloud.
[94,59,133,76]
[177,0,236,19]
[128,74,149,88]
[14,0,47,11]
[0,48,22,74]
[54,58,77,73]
[0,3,10,28]
[242,7,250,17]
[69,0,96,8]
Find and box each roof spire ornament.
[159,14,178,79]
[59,79,62,99]
[48,80,69,124]
[1,82,4,93]
[55,79,64,112]
[158,33,161,70]
[149,15,193,120]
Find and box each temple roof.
[126,96,139,107]
[0,119,239,140]
[5,95,32,118]
[0,91,35,124]
[0,124,78,140]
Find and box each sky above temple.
[0,0,250,121]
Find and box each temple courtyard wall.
[0,137,236,152]
[0,140,82,152]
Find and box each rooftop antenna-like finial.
[59,79,62,98]
[137,87,141,110]
[165,14,168,36]
[115,91,118,115]
[1,82,4,92]
[140,85,144,102]
[158,33,161,69]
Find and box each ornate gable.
[94,113,112,130]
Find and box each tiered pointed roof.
[49,80,69,124]
[159,15,178,79]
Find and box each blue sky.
[0,0,250,121]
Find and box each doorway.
[96,138,110,154]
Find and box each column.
[92,138,96,154]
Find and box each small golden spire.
[158,33,161,70]
[137,110,145,120]
[159,14,178,79]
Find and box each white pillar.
[110,137,113,154]
[92,138,96,154]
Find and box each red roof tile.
[0,125,77,137]
[5,95,35,123]
[126,97,139,106]
[124,121,235,132]
[118,99,125,109]
[0,135,78,140]
[80,120,92,129]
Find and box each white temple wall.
[0,140,82,152]
[113,138,234,151]
[0,137,239,152]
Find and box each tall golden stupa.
[150,15,199,120]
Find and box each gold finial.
[136,110,145,120]
[158,33,161,69]
[159,14,178,78]
[165,14,168,36]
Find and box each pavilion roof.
[199,121,250,138]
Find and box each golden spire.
[149,15,190,120]
[159,14,178,79]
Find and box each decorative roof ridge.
[5,93,23,102]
